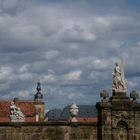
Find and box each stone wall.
[97,91,140,140]
[0,122,97,140]
[134,104,140,140]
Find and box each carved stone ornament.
[102,110,111,127]
[112,111,133,128]
[10,101,25,122]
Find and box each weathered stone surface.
[0,123,97,140]
[97,90,140,140]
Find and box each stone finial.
[130,90,139,101]
[100,90,109,102]
[70,103,79,122]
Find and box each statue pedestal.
[113,91,126,96]
[96,90,136,140]
[109,90,129,102]
[71,117,78,122]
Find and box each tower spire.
[34,81,43,102]
[37,80,41,92]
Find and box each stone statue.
[10,101,25,122]
[112,62,126,92]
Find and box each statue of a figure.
[10,101,25,122]
[112,62,126,92]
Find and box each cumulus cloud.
[43,50,59,60]
[42,74,56,83]
[61,24,96,43]
[2,90,31,99]
[127,81,137,89]
[0,66,13,81]
[19,64,28,73]
[58,57,115,71]
[64,70,82,81]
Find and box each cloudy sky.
[0,0,140,110]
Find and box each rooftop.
[46,105,97,122]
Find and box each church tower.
[34,81,45,120]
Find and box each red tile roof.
[0,101,10,117]
[0,117,10,122]
[0,100,36,121]
[15,101,35,117]
[25,117,36,122]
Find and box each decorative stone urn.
[70,103,79,122]
[100,90,109,102]
[130,90,139,101]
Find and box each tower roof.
[34,81,43,100]
[46,105,97,121]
